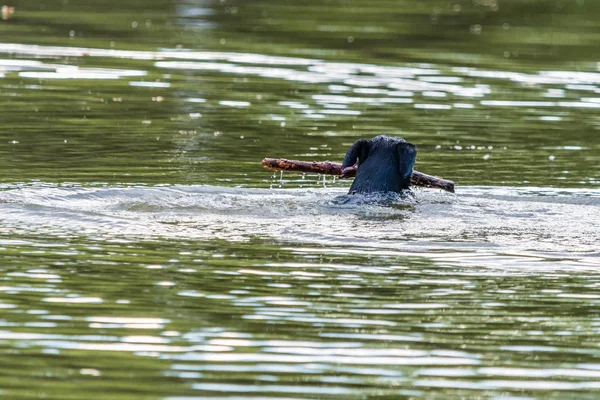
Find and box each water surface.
[1,1,600,399]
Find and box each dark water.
[1,1,600,399]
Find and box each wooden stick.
[262,158,455,193]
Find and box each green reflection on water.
[2,237,600,399]
[1,0,600,399]
[0,0,599,187]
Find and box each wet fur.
[341,135,417,194]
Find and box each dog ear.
[397,142,417,182]
[341,139,371,169]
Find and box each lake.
[1,0,600,399]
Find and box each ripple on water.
[3,42,599,132]
[2,41,600,400]
[0,184,598,267]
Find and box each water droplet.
[470,24,482,35]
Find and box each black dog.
[341,135,417,194]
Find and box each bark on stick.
[262,158,455,193]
